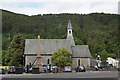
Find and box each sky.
[0,0,119,16]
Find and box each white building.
[106,57,119,68]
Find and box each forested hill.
[2,9,118,59]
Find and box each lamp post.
[118,50,120,69]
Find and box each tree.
[107,54,116,59]
[98,49,108,63]
[51,47,72,67]
[5,33,24,67]
[0,50,7,66]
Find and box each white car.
[64,66,72,72]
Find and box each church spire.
[67,20,75,46]
[68,20,72,29]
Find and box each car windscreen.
[42,65,47,67]
[9,67,14,69]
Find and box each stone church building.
[24,20,91,69]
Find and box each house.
[106,57,119,68]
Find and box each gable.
[71,45,91,58]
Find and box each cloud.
[1,0,119,2]
[0,1,119,15]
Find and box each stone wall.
[25,55,90,69]
[25,55,52,67]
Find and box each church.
[24,20,91,69]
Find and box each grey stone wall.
[25,56,36,66]
[72,58,90,69]
[25,55,52,67]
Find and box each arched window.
[47,59,50,64]
[69,31,71,34]
[78,59,80,66]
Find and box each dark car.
[8,66,16,74]
[0,68,6,74]
[75,65,86,72]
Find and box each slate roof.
[24,39,72,55]
[24,39,91,58]
[71,45,91,58]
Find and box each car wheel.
[44,70,46,73]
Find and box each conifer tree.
[5,33,24,67]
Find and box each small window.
[69,31,71,34]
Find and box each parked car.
[41,64,52,73]
[75,65,86,72]
[23,66,27,73]
[8,66,16,74]
[94,65,99,71]
[94,63,104,71]
[99,64,104,69]
[0,68,6,74]
[47,64,52,72]
[51,66,58,73]
[29,67,32,73]
[42,64,47,73]
[64,66,72,72]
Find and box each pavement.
[0,71,119,79]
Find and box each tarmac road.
[1,71,119,80]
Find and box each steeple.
[67,20,75,46]
[68,20,72,29]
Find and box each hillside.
[2,9,119,59]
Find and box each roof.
[24,39,72,55]
[71,45,91,58]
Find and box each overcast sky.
[0,0,119,16]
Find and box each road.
[1,71,119,80]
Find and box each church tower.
[67,20,75,46]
